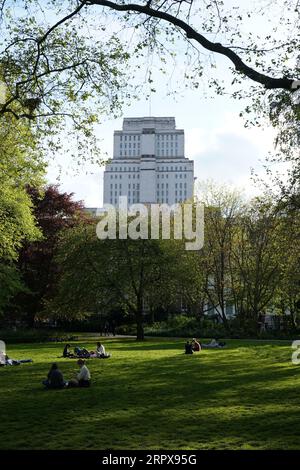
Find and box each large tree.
[15,185,89,326]
[196,182,244,330]
[229,199,285,330]
[45,221,186,340]
[0,112,45,316]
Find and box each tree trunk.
[135,299,144,340]
[136,314,144,341]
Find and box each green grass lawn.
[0,337,299,450]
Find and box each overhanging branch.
[87,0,298,91]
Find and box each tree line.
[1,179,299,340]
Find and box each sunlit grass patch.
[0,337,298,450]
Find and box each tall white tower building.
[103,117,195,206]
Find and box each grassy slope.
[0,338,299,450]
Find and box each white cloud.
[186,113,276,196]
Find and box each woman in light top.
[96,342,106,358]
[76,359,91,387]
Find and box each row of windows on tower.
[119,135,141,142]
[110,192,140,205]
[157,182,187,188]
[120,142,178,150]
[109,193,187,205]
[119,134,180,142]
[120,150,140,157]
[119,151,181,157]
[110,173,188,180]
[110,174,140,179]
[109,165,190,172]
[110,182,187,191]
[110,191,140,198]
[119,150,180,157]
[156,142,178,149]
[157,190,187,197]
[110,184,140,189]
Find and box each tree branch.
[87,0,298,91]
[37,1,88,45]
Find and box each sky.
[45,0,286,208]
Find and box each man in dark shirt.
[185,341,193,354]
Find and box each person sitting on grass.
[192,338,201,352]
[63,343,75,358]
[96,342,111,359]
[43,363,66,389]
[185,341,193,354]
[68,359,91,388]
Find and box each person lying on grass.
[0,350,33,367]
[74,346,90,358]
[43,363,66,389]
[68,359,91,388]
[201,339,226,349]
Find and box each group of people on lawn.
[43,359,91,389]
[1,337,226,389]
[63,341,109,359]
[43,342,110,390]
[185,338,226,354]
